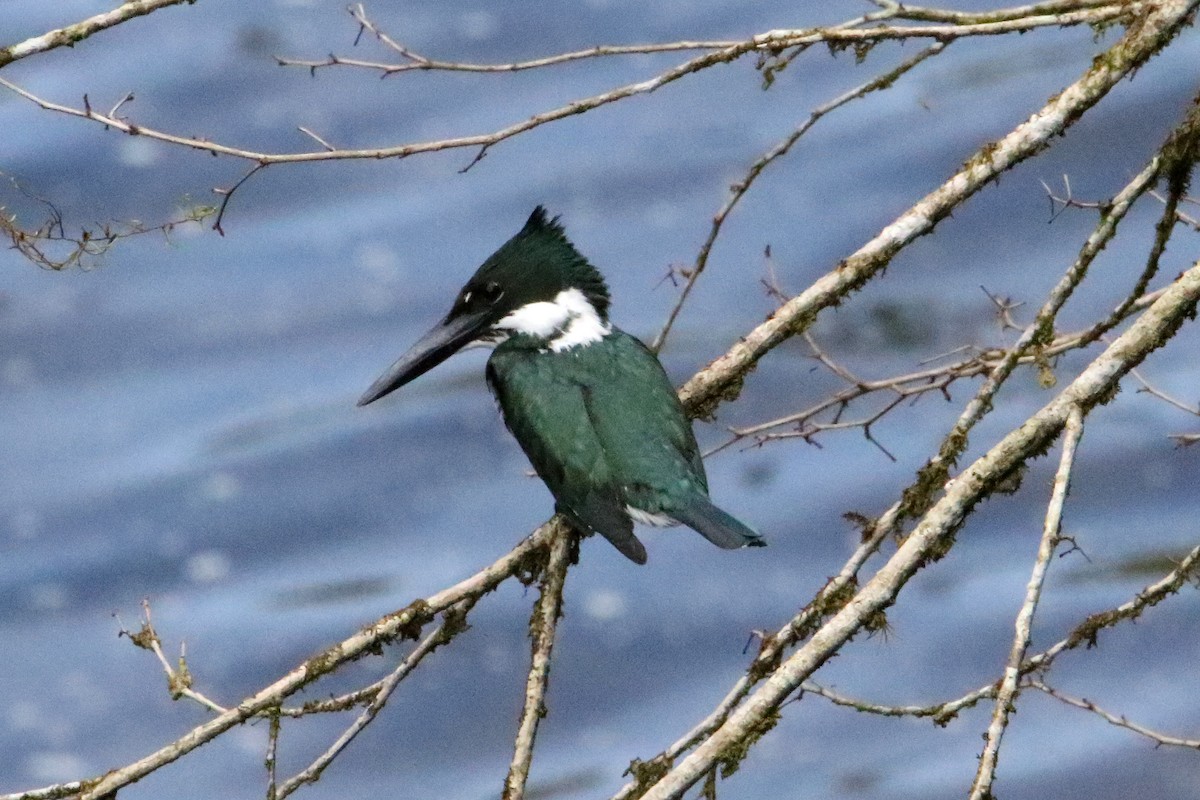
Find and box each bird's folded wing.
[577,333,707,493]
[487,354,647,563]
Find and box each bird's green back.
[486,329,707,517]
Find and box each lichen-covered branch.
[631,244,1200,797]
[0,0,196,70]
[0,2,1142,171]
[503,527,574,800]
[719,87,1199,458]
[2,2,1198,799]
[0,521,558,800]
[275,601,473,799]
[651,40,950,353]
[969,407,1084,800]
[799,539,1200,725]
[1029,681,1200,749]
[677,0,1199,419]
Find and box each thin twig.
[276,602,474,798]
[652,40,949,352]
[107,91,135,118]
[677,0,1189,420]
[0,185,215,271]
[5,521,559,800]
[297,126,336,151]
[275,4,741,76]
[503,527,573,800]
[799,542,1200,726]
[969,406,1084,800]
[1149,188,1200,230]
[708,288,1161,457]
[629,246,1200,799]
[0,5,1137,170]
[279,1,1138,80]
[119,600,228,713]
[1029,680,1200,750]
[212,162,268,235]
[1130,367,1200,417]
[265,710,281,800]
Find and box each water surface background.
[2,2,1199,798]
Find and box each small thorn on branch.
[459,145,489,173]
[298,126,336,151]
[980,284,1025,332]
[109,91,135,119]
[211,162,269,236]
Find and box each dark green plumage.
[489,330,714,563]
[359,206,765,564]
[469,207,611,321]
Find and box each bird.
[358,207,765,564]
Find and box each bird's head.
[358,206,611,406]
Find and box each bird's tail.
[671,495,766,551]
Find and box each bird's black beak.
[357,309,493,406]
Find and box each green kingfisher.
[358,207,765,564]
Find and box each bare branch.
[212,162,268,235]
[0,3,1140,173]
[1131,367,1200,416]
[894,113,1193,522]
[3,3,1198,798]
[1149,188,1200,230]
[713,287,1161,456]
[1030,680,1200,750]
[970,406,1084,800]
[297,126,336,152]
[799,537,1200,726]
[0,0,196,69]
[0,521,559,800]
[616,503,901,799]
[1130,366,1200,445]
[275,4,742,76]
[652,41,950,352]
[503,528,574,800]
[265,711,281,800]
[631,244,1200,798]
[118,600,229,714]
[0,783,86,800]
[279,1,1139,80]
[719,88,1200,456]
[0,182,215,271]
[677,0,1194,420]
[276,601,474,798]
[621,427,1198,797]
[890,0,1128,23]
[980,284,1027,332]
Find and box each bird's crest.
[473,206,611,321]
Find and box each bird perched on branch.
[359,207,765,564]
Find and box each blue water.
[2,3,1199,799]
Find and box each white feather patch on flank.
[626,506,677,528]
[495,288,611,351]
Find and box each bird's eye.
[482,281,503,301]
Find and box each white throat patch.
[495,288,611,352]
